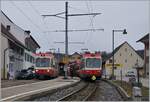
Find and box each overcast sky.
[1,0,149,54]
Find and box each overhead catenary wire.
[69,4,95,51]
[10,1,51,50]
[27,1,42,17]
[54,41,85,44]
[10,1,43,32]
[27,1,55,50]
[68,5,88,13]
[85,1,99,51]
[84,1,94,48]
[44,28,104,33]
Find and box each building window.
[125,48,127,52]
[131,53,132,56]
[30,56,32,63]
[32,57,35,63]
[136,59,138,62]
[125,59,127,63]
[147,72,149,75]
[27,54,30,62]
[25,53,27,61]
[120,53,121,56]
[109,59,112,63]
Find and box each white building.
[1,11,40,79]
[105,42,144,79]
[24,31,40,69]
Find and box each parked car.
[28,66,35,74]
[126,71,136,77]
[16,69,35,80]
[126,71,137,83]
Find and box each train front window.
[86,58,101,68]
[36,58,50,67]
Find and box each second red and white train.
[77,52,102,80]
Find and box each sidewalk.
[1,76,80,101]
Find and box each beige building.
[69,52,81,63]
[105,42,144,78]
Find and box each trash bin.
[132,86,142,101]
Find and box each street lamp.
[112,29,127,79]
[134,62,140,87]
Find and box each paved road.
[88,80,123,101]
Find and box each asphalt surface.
[88,80,123,101]
[1,79,42,88]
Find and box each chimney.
[6,25,10,31]
[25,30,31,34]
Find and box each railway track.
[24,80,123,101]
[57,82,97,101]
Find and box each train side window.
[27,54,30,62]
[81,59,85,69]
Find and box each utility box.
[132,87,142,101]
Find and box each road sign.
[91,75,96,80]
[105,63,123,68]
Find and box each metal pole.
[112,30,115,79]
[65,1,68,55]
[64,1,68,79]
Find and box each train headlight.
[36,70,38,72]
[32,71,35,73]
[97,70,100,73]
[47,69,50,72]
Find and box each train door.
[80,58,85,70]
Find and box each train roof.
[34,52,54,58]
[82,52,101,58]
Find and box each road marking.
[2,78,60,90]
[2,82,71,101]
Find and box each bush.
[132,82,142,87]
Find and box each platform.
[1,77,80,101]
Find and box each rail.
[57,82,97,101]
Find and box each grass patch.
[141,86,149,96]
[112,80,149,97]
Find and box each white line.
[2,78,60,90]
[2,80,47,90]
[2,82,71,101]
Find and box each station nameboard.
[105,63,123,68]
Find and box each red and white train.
[78,52,102,80]
[34,52,58,79]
